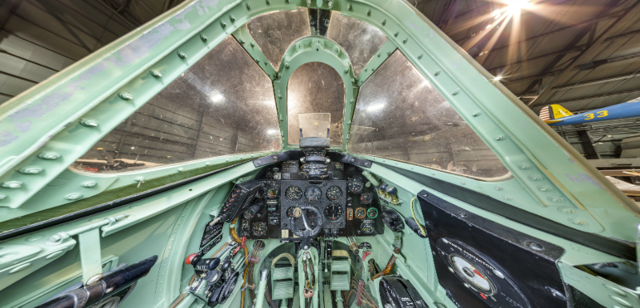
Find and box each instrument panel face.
[280,180,347,233]
[233,159,384,240]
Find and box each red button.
[185,253,198,265]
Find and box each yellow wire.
[410,196,426,236]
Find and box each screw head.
[495,135,506,141]
[19,167,43,174]
[2,181,23,189]
[177,51,187,59]
[200,34,208,42]
[434,70,441,76]
[80,118,98,127]
[570,219,587,226]
[118,92,133,100]
[472,111,482,117]
[526,241,543,251]
[38,152,60,160]
[65,193,83,201]
[151,70,162,78]
[81,181,97,188]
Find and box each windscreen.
[287,62,344,145]
[299,113,331,138]
[347,51,510,179]
[72,36,281,173]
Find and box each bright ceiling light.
[507,0,530,13]
[493,75,503,81]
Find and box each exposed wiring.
[410,196,426,236]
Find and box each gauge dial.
[324,204,343,221]
[286,207,295,217]
[292,207,302,218]
[450,255,495,295]
[355,207,366,219]
[367,207,379,219]
[305,186,322,202]
[360,192,373,205]
[347,177,364,194]
[286,186,303,201]
[360,219,375,235]
[266,187,279,199]
[326,186,342,201]
[252,222,267,236]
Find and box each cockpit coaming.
[0,1,638,308]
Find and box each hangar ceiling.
[2,0,640,132]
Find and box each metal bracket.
[45,215,127,283]
[559,262,640,308]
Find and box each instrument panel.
[232,160,384,241]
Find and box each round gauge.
[286,207,296,217]
[324,204,343,221]
[360,192,373,205]
[305,186,322,202]
[449,254,495,295]
[347,177,364,194]
[355,207,366,219]
[252,222,267,236]
[286,186,303,201]
[326,186,342,201]
[367,207,379,219]
[266,187,279,199]
[360,219,375,235]
[292,207,302,218]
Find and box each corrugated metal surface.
[0,0,180,105]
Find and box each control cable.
[410,197,426,236]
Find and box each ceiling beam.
[527,0,640,107]
[547,89,640,107]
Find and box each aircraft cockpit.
[0,1,638,308]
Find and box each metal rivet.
[250,42,255,48]
[80,118,98,127]
[494,186,503,191]
[393,32,399,37]
[65,193,83,201]
[538,186,553,192]
[229,15,236,22]
[9,263,31,274]
[495,135,506,141]
[200,34,208,42]
[119,92,133,100]
[245,2,250,10]
[238,38,245,44]
[570,219,587,226]
[134,177,144,183]
[526,241,543,251]
[610,295,632,307]
[151,70,162,78]
[46,250,65,259]
[178,168,184,172]
[452,89,460,96]
[2,181,22,189]
[529,175,543,181]
[382,19,386,26]
[81,181,97,188]
[418,54,423,60]
[285,62,290,69]
[434,70,441,76]
[220,21,226,28]
[0,194,6,200]
[548,196,565,203]
[558,207,575,214]
[348,4,352,10]
[367,9,371,16]
[403,38,408,44]
[472,111,481,117]
[603,284,626,296]
[519,164,532,170]
[504,196,513,201]
[266,0,270,5]
[19,167,43,174]
[460,181,465,185]
[177,51,187,59]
